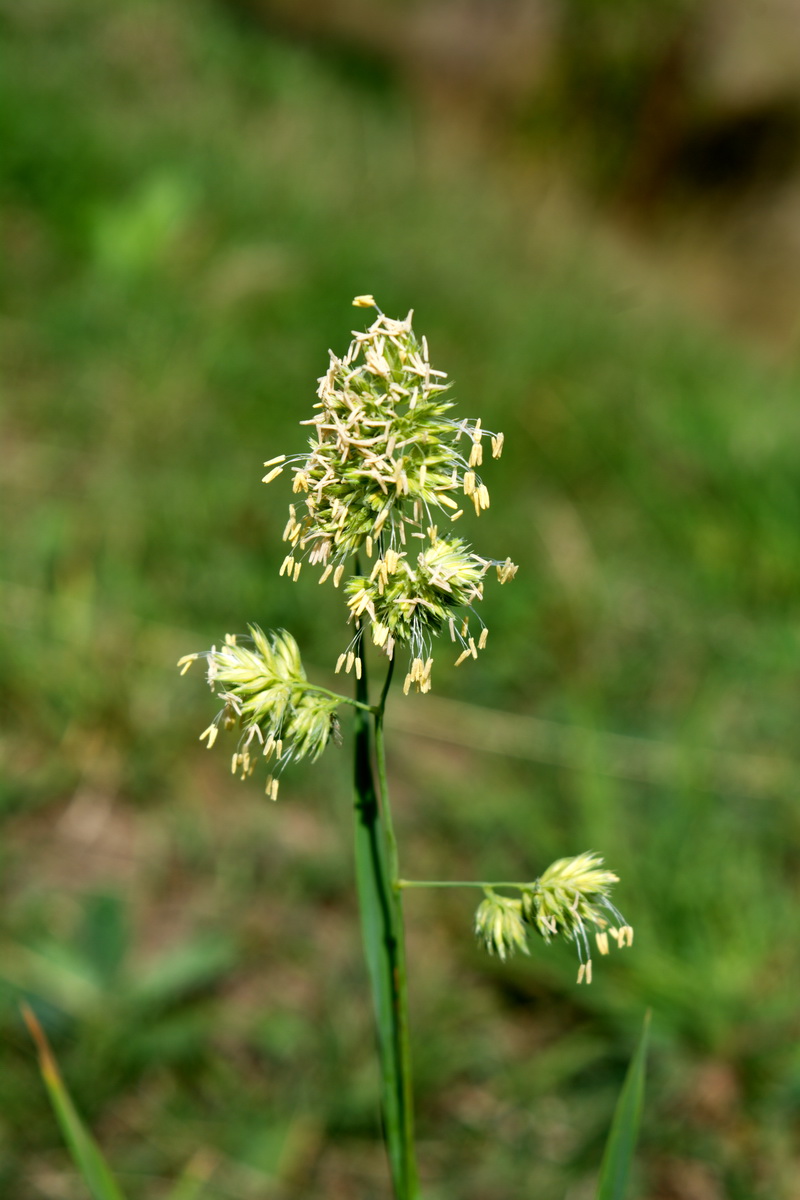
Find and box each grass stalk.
[352,633,419,1199]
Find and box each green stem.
[399,880,528,890]
[307,684,376,714]
[352,636,419,1199]
[374,657,418,1196]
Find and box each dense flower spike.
[265,298,517,690]
[178,627,340,799]
[472,853,632,983]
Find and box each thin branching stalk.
[399,880,530,890]
[309,686,377,713]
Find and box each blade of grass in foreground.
[596,1010,651,1200]
[22,1003,129,1200]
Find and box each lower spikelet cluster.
[474,853,633,983]
[343,534,517,692]
[178,627,339,799]
[264,297,517,691]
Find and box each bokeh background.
[4,1,800,1197]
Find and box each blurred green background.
[4,1,800,1196]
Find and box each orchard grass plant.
[26,298,646,1200]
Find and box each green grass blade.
[596,1010,651,1200]
[22,1004,129,1200]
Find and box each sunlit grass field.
[3,1,800,1196]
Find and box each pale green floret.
[474,890,529,962]
[178,626,340,798]
[525,852,620,944]
[418,537,489,604]
[523,852,633,983]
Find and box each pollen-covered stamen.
[403,655,433,695]
[265,776,279,800]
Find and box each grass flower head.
[265,298,517,692]
[471,852,632,983]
